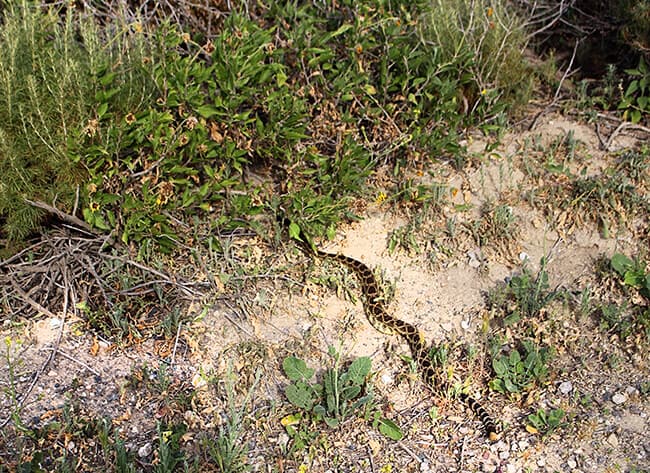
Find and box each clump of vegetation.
[591,253,650,343]
[0,0,155,245]
[421,0,532,121]
[489,340,553,395]
[1,0,533,252]
[281,348,402,453]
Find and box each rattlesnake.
[291,227,499,441]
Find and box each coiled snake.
[291,226,499,441]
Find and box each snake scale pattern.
[299,239,499,441]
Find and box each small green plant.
[526,407,566,436]
[594,253,650,342]
[282,347,403,448]
[490,340,553,395]
[202,365,257,473]
[155,422,188,473]
[283,350,372,427]
[618,57,650,123]
[611,253,650,299]
[488,258,557,326]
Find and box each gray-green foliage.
[0,0,154,244]
[490,340,553,395]
[283,352,373,427]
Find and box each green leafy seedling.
[526,408,565,436]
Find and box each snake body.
[305,244,499,441]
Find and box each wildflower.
[132,22,143,34]
[89,202,100,212]
[203,40,215,54]
[84,118,99,137]
[186,116,198,130]
[481,89,488,96]
[375,191,387,205]
[125,113,136,125]
[487,7,494,17]
[87,183,97,194]
[355,44,363,54]
[181,32,191,43]
[178,134,189,146]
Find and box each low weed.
[526,407,566,436]
[618,57,650,123]
[488,258,557,326]
[281,347,402,452]
[593,253,650,343]
[202,364,258,473]
[489,340,553,396]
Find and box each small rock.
[567,458,577,469]
[420,461,430,472]
[506,464,517,473]
[518,440,530,450]
[612,393,627,405]
[519,252,529,262]
[67,441,76,453]
[381,373,393,385]
[559,381,573,394]
[537,457,546,467]
[138,442,152,458]
[277,433,289,448]
[499,450,510,460]
[606,433,619,448]
[461,319,470,330]
[625,386,639,397]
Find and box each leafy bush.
[0,0,155,245]
[490,340,553,395]
[281,348,402,451]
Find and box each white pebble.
[138,442,152,458]
[537,458,546,467]
[612,393,627,405]
[606,433,619,448]
[559,381,573,394]
[567,458,577,469]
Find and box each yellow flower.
[132,22,143,33]
[90,202,100,212]
[481,88,488,96]
[375,191,387,205]
[125,113,136,125]
[487,7,494,17]
[298,465,308,473]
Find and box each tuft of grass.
[420,0,533,122]
[202,364,258,473]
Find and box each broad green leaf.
[611,253,633,275]
[196,105,219,118]
[285,384,313,410]
[288,222,301,241]
[346,357,371,384]
[377,417,403,440]
[283,356,314,381]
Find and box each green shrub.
[0,0,154,245]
